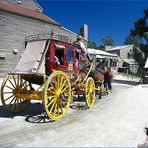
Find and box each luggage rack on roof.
[25,33,72,43]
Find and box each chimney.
[80,24,88,40]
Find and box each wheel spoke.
[49,82,56,91]
[59,102,63,113]
[85,78,95,108]
[21,80,26,88]
[53,103,57,117]
[1,74,30,114]
[61,85,69,93]
[60,99,66,108]
[61,79,67,90]
[49,100,57,114]
[59,75,64,88]
[53,77,58,89]
[64,92,70,96]
[47,97,56,108]
[12,75,17,87]
[8,79,15,89]
[5,85,14,90]
[47,95,56,100]
[44,71,71,120]
[20,76,23,88]
[57,104,59,116]
[48,89,55,95]
[3,91,13,94]
[9,96,15,105]
[23,84,30,89]
[57,74,60,88]
[4,94,15,101]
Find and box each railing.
[25,33,72,43]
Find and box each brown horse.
[78,61,104,99]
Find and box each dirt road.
[0,83,148,147]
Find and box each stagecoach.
[1,34,103,121]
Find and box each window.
[0,53,5,60]
[115,62,117,67]
[67,48,73,62]
[55,46,64,65]
[13,49,18,55]
[76,50,79,60]
[110,59,112,67]
[127,52,130,59]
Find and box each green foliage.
[124,33,139,47]
[88,36,115,51]
[88,41,97,49]
[125,8,148,74]
[101,36,115,46]
[125,9,148,56]
[88,41,105,50]
[133,47,145,64]
[97,45,105,50]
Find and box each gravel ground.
[0,78,148,147]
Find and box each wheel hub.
[13,87,20,98]
[56,88,61,97]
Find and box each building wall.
[120,45,133,59]
[0,10,81,77]
[107,45,134,59]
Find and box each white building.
[88,48,119,73]
[105,45,139,74]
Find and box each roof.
[87,48,118,57]
[96,55,105,59]
[33,0,43,12]
[106,45,133,52]
[0,1,60,26]
[123,58,138,65]
[61,26,88,41]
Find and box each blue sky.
[37,0,148,46]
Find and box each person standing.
[74,35,93,62]
[106,67,113,93]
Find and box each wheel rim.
[44,71,71,121]
[1,74,30,114]
[85,77,96,108]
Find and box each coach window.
[67,48,73,62]
[55,45,64,65]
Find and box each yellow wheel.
[85,77,96,108]
[1,74,30,114]
[44,71,71,121]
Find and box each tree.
[124,33,139,47]
[88,41,105,50]
[133,47,145,63]
[88,41,97,49]
[97,45,105,50]
[101,36,115,46]
[128,9,148,56]
[124,8,148,74]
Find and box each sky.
[37,0,148,46]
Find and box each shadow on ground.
[0,100,90,123]
[0,102,52,123]
[0,92,109,123]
